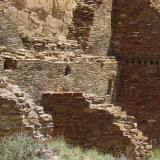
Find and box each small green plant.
[0,135,129,160]
[0,134,44,160]
[48,137,115,160]
[150,148,160,160]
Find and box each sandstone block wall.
[0,0,113,56]
[112,0,160,58]
[0,58,118,103]
[69,0,112,55]
[116,60,160,146]
[42,92,151,160]
[111,0,160,144]
[0,79,53,138]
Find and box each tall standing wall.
[69,0,112,55]
[112,0,160,143]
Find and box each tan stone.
[0,80,53,138]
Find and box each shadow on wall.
[41,92,130,156]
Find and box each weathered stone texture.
[42,92,151,160]
[150,0,160,12]
[112,0,160,58]
[0,79,53,138]
[0,57,117,103]
[1,0,76,40]
[0,0,155,159]
[116,60,160,146]
[1,0,113,55]
[111,0,160,145]
[69,0,112,55]
[0,13,23,49]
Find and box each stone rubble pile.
[0,78,53,138]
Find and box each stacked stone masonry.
[112,0,160,146]
[42,92,151,160]
[0,57,118,103]
[116,60,160,146]
[112,0,160,58]
[0,79,53,138]
[69,0,112,55]
[0,0,158,159]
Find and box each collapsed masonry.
[42,92,152,160]
[0,0,155,159]
[69,0,112,55]
[0,78,53,138]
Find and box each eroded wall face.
[112,0,160,58]
[42,93,130,155]
[0,59,117,103]
[42,92,152,159]
[0,81,53,138]
[2,0,76,40]
[69,0,112,55]
[112,0,160,143]
[0,13,23,49]
[116,61,160,145]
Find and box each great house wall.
[2,0,160,159]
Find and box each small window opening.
[101,63,104,68]
[156,61,159,65]
[65,65,71,76]
[150,60,154,65]
[138,60,142,64]
[144,61,147,65]
[107,79,113,95]
[4,58,17,70]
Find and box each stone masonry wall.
[116,60,160,146]
[0,58,117,103]
[112,0,160,58]
[42,92,152,160]
[69,0,112,55]
[0,79,53,138]
[112,0,160,145]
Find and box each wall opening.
[64,65,71,76]
[107,79,113,95]
[4,58,17,70]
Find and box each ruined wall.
[42,92,151,160]
[1,0,112,55]
[69,0,112,55]
[116,60,160,146]
[111,0,160,144]
[0,79,53,138]
[0,58,117,103]
[112,0,160,58]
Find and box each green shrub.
[0,135,44,160]
[48,138,116,160]
[0,135,128,160]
